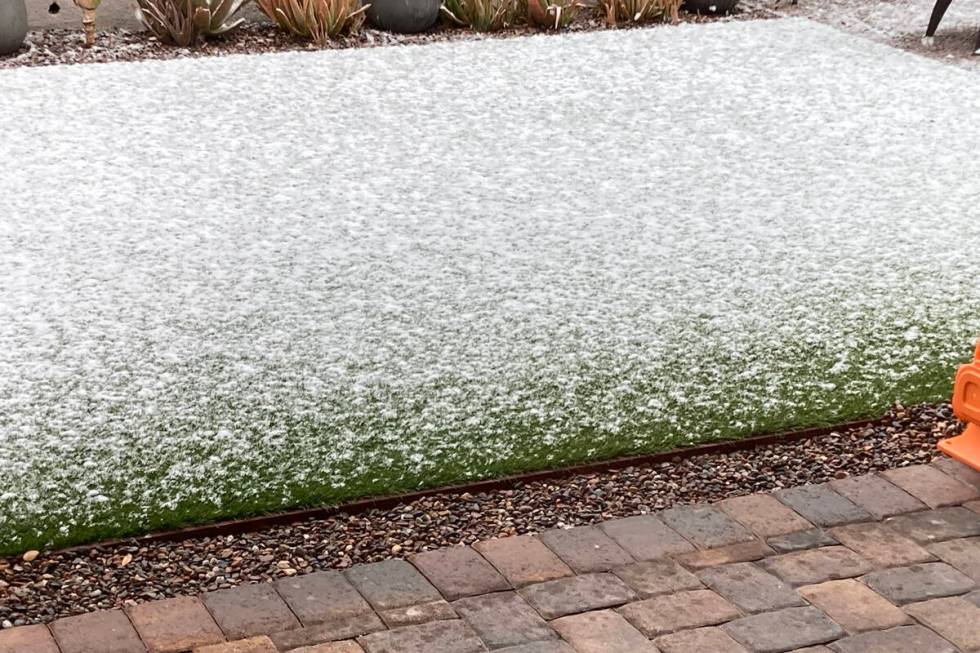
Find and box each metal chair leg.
[923,0,953,46]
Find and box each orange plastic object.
[938,339,980,471]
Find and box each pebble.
[0,402,960,626]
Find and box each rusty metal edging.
[55,416,883,554]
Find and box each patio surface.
[1,457,979,652]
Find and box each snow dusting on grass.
[1,19,980,554]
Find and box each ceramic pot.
[366,0,440,33]
[0,0,28,56]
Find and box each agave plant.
[136,0,249,46]
[441,0,521,31]
[257,0,368,43]
[526,0,578,29]
[599,0,678,25]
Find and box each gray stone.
[600,514,696,560]
[452,592,555,649]
[358,620,487,653]
[539,526,634,573]
[518,573,635,620]
[862,562,975,604]
[698,562,806,613]
[829,625,956,653]
[775,484,872,527]
[829,474,927,520]
[723,606,844,653]
[612,558,703,598]
[345,559,442,610]
[768,529,837,553]
[884,506,980,543]
[660,505,755,549]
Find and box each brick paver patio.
[3,458,980,653]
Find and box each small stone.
[22,551,39,563]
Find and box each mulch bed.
[0,5,777,70]
[0,401,961,627]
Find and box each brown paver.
[128,596,226,653]
[203,582,299,638]
[517,573,636,620]
[194,635,278,652]
[968,499,980,513]
[599,514,696,560]
[967,589,980,607]
[473,535,573,588]
[269,617,385,652]
[767,528,837,554]
[660,504,755,549]
[932,457,980,492]
[885,506,980,543]
[758,546,873,586]
[927,537,980,581]
[276,570,377,628]
[881,464,978,508]
[357,620,487,653]
[673,539,773,570]
[12,470,980,653]
[828,522,933,568]
[0,624,59,653]
[618,588,740,637]
[538,526,634,573]
[344,559,442,610]
[775,484,872,527]
[722,606,844,653]
[550,609,656,653]
[903,596,980,651]
[287,642,366,653]
[654,626,749,653]
[830,624,957,653]
[698,562,805,613]
[797,580,908,634]
[863,562,975,604]
[452,591,556,649]
[829,474,927,520]
[378,599,456,628]
[49,608,145,653]
[612,558,703,598]
[496,642,574,653]
[411,546,510,600]
[718,494,812,538]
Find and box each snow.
[1,18,980,551]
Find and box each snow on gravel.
[1,18,980,553]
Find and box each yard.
[2,19,980,556]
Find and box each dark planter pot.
[682,0,738,13]
[366,0,440,33]
[0,0,28,56]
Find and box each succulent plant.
[257,0,369,43]
[527,0,578,29]
[441,0,521,31]
[600,0,679,25]
[136,0,250,46]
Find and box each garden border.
[55,414,884,555]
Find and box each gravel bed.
[0,5,773,69]
[0,402,960,627]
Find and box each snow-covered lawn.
[2,18,980,554]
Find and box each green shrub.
[136,0,249,46]
[441,0,522,31]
